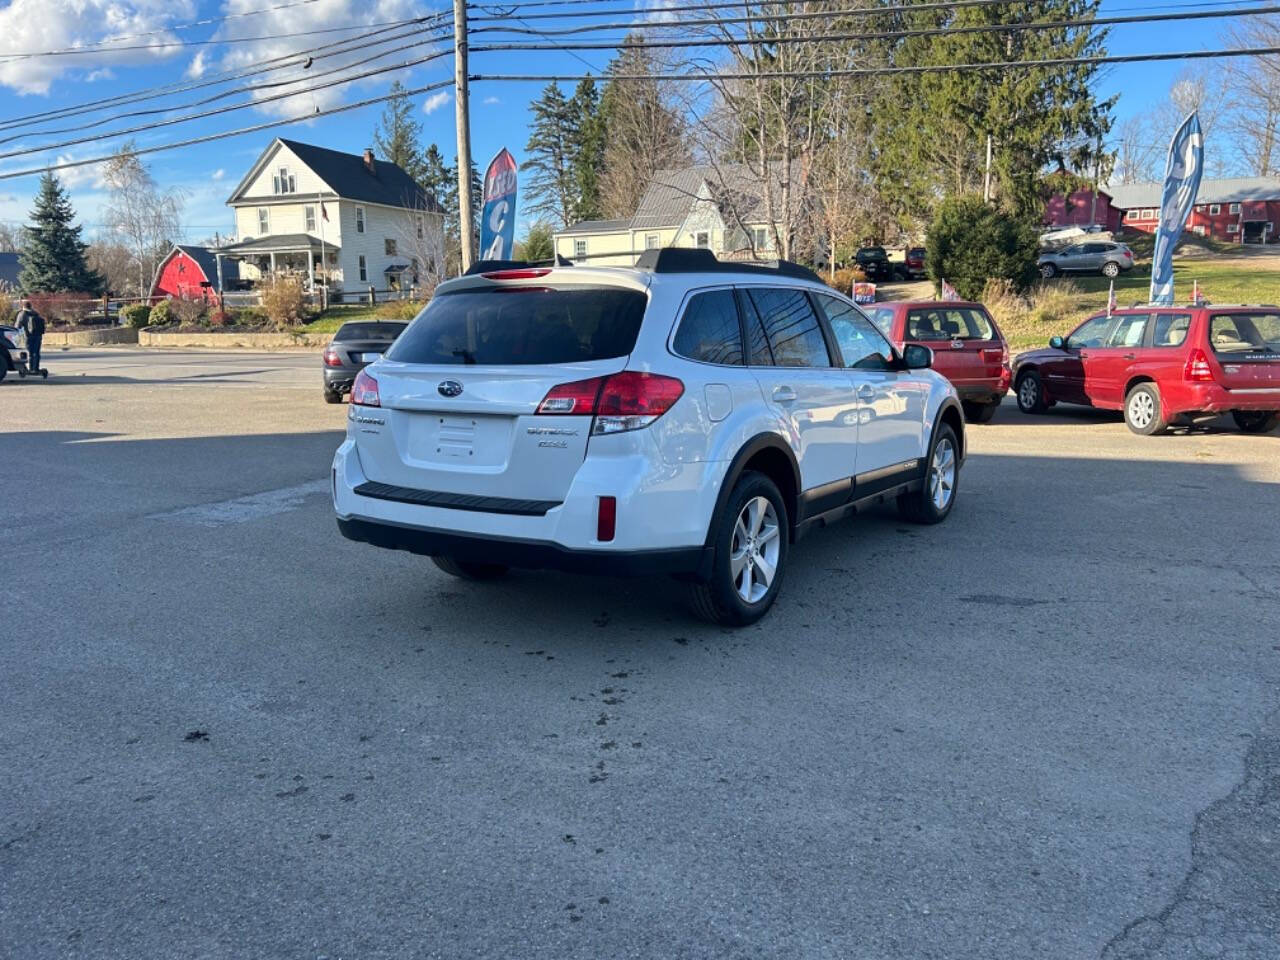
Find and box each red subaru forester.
[866,300,1011,422]
[1011,305,1280,435]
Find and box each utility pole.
[983,135,993,203]
[453,0,475,272]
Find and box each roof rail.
[634,247,823,282]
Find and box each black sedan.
[322,320,408,403]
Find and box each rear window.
[906,307,994,341]
[673,290,744,366]
[334,321,408,341]
[1209,313,1280,355]
[386,286,646,365]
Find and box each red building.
[1043,187,1123,233]
[149,245,240,302]
[1106,177,1280,244]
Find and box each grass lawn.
[1000,258,1280,352]
[302,304,386,335]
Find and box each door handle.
[1079,351,1090,359]
[1122,353,1136,360]
[856,383,875,402]
[772,385,797,403]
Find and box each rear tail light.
[323,346,343,367]
[597,496,617,542]
[1184,348,1214,382]
[351,369,380,406]
[536,371,684,434]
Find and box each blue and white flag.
[479,148,518,261]
[1150,112,1204,305]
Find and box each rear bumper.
[337,516,711,577]
[1167,382,1280,415]
[323,368,357,391]
[956,385,1007,403]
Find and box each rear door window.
[387,286,646,365]
[744,287,832,367]
[1152,313,1191,347]
[672,289,744,366]
[1210,313,1280,355]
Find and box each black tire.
[1232,410,1280,434]
[0,363,6,382]
[1015,369,1048,414]
[898,423,960,524]
[1124,382,1168,436]
[40,369,47,379]
[1040,263,1058,279]
[430,555,510,580]
[687,470,789,627]
[963,399,1000,424]
[1101,261,1120,278]
[323,387,344,404]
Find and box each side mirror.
[902,343,933,369]
[1049,336,1065,350]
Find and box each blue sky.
[0,0,1248,243]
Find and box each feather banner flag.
[1150,113,1204,305]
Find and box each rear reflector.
[481,268,552,281]
[597,496,617,542]
[537,376,604,414]
[1184,348,1214,382]
[323,346,343,367]
[351,369,380,406]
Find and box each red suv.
[1011,306,1280,435]
[866,300,1011,422]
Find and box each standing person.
[15,299,45,373]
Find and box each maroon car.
[866,300,1011,422]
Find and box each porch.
[217,234,339,290]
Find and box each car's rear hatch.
[903,305,1004,389]
[353,271,649,504]
[1207,311,1280,389]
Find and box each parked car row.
[325,252,1278,625]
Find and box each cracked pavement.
[1,348,1278,958]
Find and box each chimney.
[363,148,375,175]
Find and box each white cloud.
[186,49,208,79]
[483,96,501,106]
[85,68,115,83]
[422,90,451,115]
[196,0,441,120]
[0,0,196,95]
[52,154,107,189]
[211,168,226,181]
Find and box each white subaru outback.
[333,248,964,625]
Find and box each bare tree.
[101,143,185,297]
[1112,115,1162,184]
[1158,66,1238,177]
[0,222,23,253]
[1225,17,1280,177]
[391,201,448,299]
[86,240,137,296]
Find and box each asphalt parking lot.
[2,348,1278,959]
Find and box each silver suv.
[1039,241,1135,279]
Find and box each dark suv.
[854,246,896,283]
[1011,305,1280,434]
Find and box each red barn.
[1107,177,1280,244]
[1043,187,1123,233]
[149,245,239,301]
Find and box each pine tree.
[374,80,428,186]
[524,83,578,226]
[19,172,103,294]
[568,79,605,222]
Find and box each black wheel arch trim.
[934,398,966,465]
[705,433,801,546]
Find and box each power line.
[0,17,450,135]
[0,28,453,147]
[470,3,1280,52]
[470,44,1280,82]
[0,77,455,183]
[0,46,455,163]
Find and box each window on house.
[1209,204,1221,216]
[358,255,367,282]
[645,234,660,250]
[1125,210,1140,221]
[257,208,269,234]
[695,231,710,248]
[411,257,420,285]
[1143,209,1157,220]
[1227,223,1239,233]
[753,227,769,249]
[385,238,397,256]
[574,239,587,259]
[1229,203,1242,214]
[272,167,295,194]
[305,206,316,231]
[355,207,365,233]
[416,216,424,239]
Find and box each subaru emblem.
[438,379,463,398]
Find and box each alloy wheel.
[1128,390,1155,430]
[1019,377,1038,409]
[929,438,956,511]
[729,496,781,604]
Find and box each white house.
[219,138,443,300]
